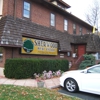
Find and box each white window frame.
[23,1,30,18]
[92,53,99,60]
[64,19,68,31]
[97,53,100,60]
[73,24,76,34]
[50,13,55,26]
[79,27,82,35]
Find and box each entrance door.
[78,45,85,57]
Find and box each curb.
[50,85,61,89]
[59,92,83,100]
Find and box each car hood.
[63,70,83,74]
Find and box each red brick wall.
[82,28,86,34]
[3,0,9,16]
[3,0,23,18]
[2,0,90,34]
[0,48,6,67]
[68,20,73,34]
[76,23,79,35]
[68,21,88,35]
[16,0,23,18]
[31,1,50,28]
[56,13,64,32]
[0,47,74,67]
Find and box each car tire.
[64,78,79,93]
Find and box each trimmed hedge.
[4,58,69,79]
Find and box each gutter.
[11,0,17,58]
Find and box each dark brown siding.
[4,47,73,61]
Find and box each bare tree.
[85,0,100,31]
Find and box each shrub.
[79,54,95,69]
[4,58,69,79]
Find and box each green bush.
[79,54,95,69]
[84,54,95,63]
[4,58,69,79]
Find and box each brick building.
[0,0,100,68]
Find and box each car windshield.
[87,66,100,73]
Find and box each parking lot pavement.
[58,88,100,100]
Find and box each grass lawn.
[0,85,81,100]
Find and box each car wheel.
[64,78,78,92]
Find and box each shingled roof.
[0,15,100,52]
[86,34,100,52]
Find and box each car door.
[81,66,100,94]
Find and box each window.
[23,1,30,18]
[74,45,78,57]
[64,19,68,31]
[79,27,82,35]
[0,47,3,62]
[73,24,76,34]
[50,13,55,26]
[87,30,90,34]
[87,66,100,73]
[98,53,100,59]
[60,54,64,58]
[67,52,71,57]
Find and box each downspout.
[14,0,17,20]
[12,0,17,58]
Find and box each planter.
[37,81,44,88]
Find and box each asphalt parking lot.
[58,88,100,100]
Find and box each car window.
[87,66,100,73]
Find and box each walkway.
[0,67,60,88]
[0,77,60,89]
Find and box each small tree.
[85,0,100,31]
[79,54,95,69]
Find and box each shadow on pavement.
[58,88,100,100]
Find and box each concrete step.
[0,67,4,77]
[69,64,79,70]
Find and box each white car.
[60,64,100,95]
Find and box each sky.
[63,0,98,21]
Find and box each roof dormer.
[48,0,71,10]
